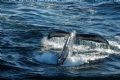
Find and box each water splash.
[40,31,116,66]
[34,51,58,65]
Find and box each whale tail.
[48,30,109,45]
[48,30,109,65]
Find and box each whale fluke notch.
[48,30,109,45]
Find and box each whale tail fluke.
[48,30,109,45]
[47,30,109,65]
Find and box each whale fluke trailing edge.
[48,30,109,45]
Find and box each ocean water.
[0,0,120,80]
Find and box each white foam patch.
[96,48,113,53]
[63,54,108,66]
[73,45,90,52]
[109,40,120,49]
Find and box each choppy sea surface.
[0,0,120,80]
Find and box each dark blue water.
[0,0,120,80]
